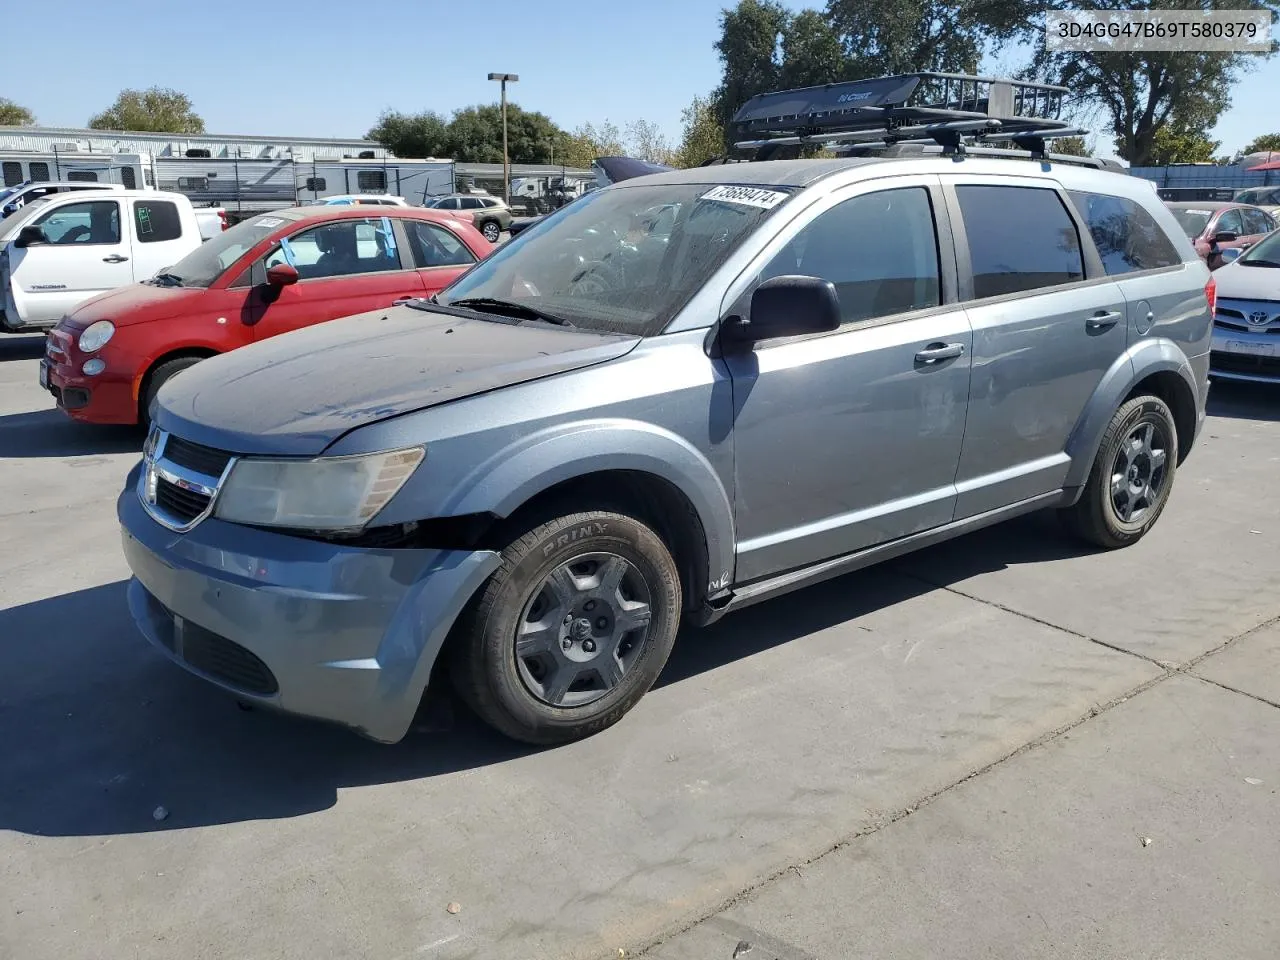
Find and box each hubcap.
[1110,419,1169,525]
[515,552,653,708]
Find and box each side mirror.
[1219,247,1243,264]
[727,275,841,345]
[1210,231,1238,246]
[265,263,299,287]
[14,225,46,248]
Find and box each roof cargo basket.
[731,72,1089,162]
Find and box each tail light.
[218,210,229,232]
[1205,274,1217,319]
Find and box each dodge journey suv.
[118,147,1212,745]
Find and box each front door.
[248,215,427,341]
[725,178,972,583]
[943,178,1130,518]
[8,198,131,325]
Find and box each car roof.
[286,205,473,227]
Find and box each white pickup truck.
[0,190,226,333]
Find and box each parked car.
[316,194,411,207]
[0,180,125,219]
[41,205,490,424]
[2,190,226,333]
[1166,201,1277,267]
[1207,227,1280,382]
[1232,186,1280,215]
[117,153,1212,746]
[508,157,672,236]
[425,194,511,242]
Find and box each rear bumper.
[118,473,501,742]
[1210,327,1280,384]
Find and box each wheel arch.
[135,345,220,417]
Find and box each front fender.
[1063,337,1201,491]
[442,418,737,597]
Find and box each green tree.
[674,95,726,167]
[366,110,450,157]
[1241,132,1280,155]
[624,119,676,164]
[0,98,34,125]
[444,103,562,163]
[1141,124,1223,165]
[779,10,846,89]
[88,87,204,133]
[1052,136,1092,157]
[712,0,790,130]
[557,121,626,167]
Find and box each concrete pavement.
[1,331,1277,960]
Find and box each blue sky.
[4,0,1277,159]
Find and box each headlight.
[78,320,115,353]
[214,447,425,532]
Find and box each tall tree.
[88,87,204,133]
[1142,124,1223,165]
[713,0,790,130]
[558,121,626,167]
[1241,132,1280,155]
[445,103,561,163]
[0,98,34,126]
[779,10,846,89]
[366,110,450,158]
[625,119,675,164]
[674,96,726,167]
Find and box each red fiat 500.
[41,205,490,425]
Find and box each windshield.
[158,213,291,287]
[1240,228,1280,265]
[1171,209,1212,239]
[435,182,795,336]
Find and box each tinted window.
[305,176,327,192]
[1245,208,1275,235]
[356,170,387,192]
[29,162,50,182]
[406,220,476,267]
[1215,209,1244,236]
[957,185,1084,298]
[35,200,121,244]
[66,171,99,182]
[759,186,941,324]
[1068,191,1181,275]
[460,197,483,209]
[121,167,137,189]
[134,200,183,243]
[1170,208,1212,239]
[2,162,20,186]
[264,216,401,279]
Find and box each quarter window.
[758,186,941,325]
[263,216,402,279]
[1068,191,1181,275]
[134,200,183,243]
[34,200,121,244]
[957,185,1084,298]
[405,220,476,268]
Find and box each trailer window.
[2,162,21,187]
[121,167,137,189]
[357,171,387,192]
[67,171,99,182]
[29,162,50,182]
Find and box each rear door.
[7,197,131,325]
[943,177,1129,518]
[402,218,479,294]
[247,215,427,342]
[127,197,196,282]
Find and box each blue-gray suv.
[118,153,1212,744]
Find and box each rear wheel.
[141,356,205,426]
[452,510,681,744]
[480,220,501,243]
[1060,394,1178,549]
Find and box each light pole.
[488,72,519,204]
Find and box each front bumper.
[1210,325,1280,384]
[42,327,138,424]
[117,472,501,743]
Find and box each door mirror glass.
[14,225,46,248]
[1211,231,1238,246]
[1219,247,1243,264]
[731,275,841,344]
[265,263,299,287]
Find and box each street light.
[488,72,519,204]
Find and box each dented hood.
[154,305,638,456]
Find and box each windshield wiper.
[152,273,185,287]
[1240,259,1280,267]
[448,297,575,327]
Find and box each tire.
[1059,393,1178,549]
[452,510,681,745]
[141,356,205,426]
[480,220,501,243]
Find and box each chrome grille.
[139,429,237,532]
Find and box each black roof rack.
[730,72,1091,163]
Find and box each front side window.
[34,200,121,244]
[1068,191,1182,275]
[405,220,476,268]
[957,185,1084,299]
[1215,209,1245,236]
[134,200,183,243]
[156,212,293,288]
[264,216,401,279]
[758,186,941,325]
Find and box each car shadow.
[1207,380,1280,422]
[0,512,1091,839]
[0,408,143,457]
[0,333,45,362]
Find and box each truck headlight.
[78,320,115,353]
[214,447,425,532]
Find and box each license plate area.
[1223,340,1276,357]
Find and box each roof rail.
[730,72,1083,161]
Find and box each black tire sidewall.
[1093,395,1178,543]
[143,357,204,424]
[469,512,680,742]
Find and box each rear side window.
[134,200,183,243]
[1245,208,1275,235]
[759,186,941,325]
[957,185,1084,298]
[1068,191,1182,275]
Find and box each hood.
[65,283,209,328]
[154,306,639,456]
[1215,260,1280,301]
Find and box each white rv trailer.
[0,151,148,190]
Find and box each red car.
[1166,201,1277,267]
[42,205,490,425]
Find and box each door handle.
[392,297,418,306]
[914,342,965,364]
[102,254,129,263]
[1086,310,1123,331]
[1240,242,1254,250]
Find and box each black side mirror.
[1211,231,1238,246]
[727,275,841,345]
[14,225,46,248]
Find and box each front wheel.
[452,510,681,744]
[140,356,205,426]
[1060,393,1178,549]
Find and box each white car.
[1,190,225,333]
[1209,228,1280,383]
[313,194,410,207]
[0,181,126,220]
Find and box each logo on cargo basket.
[1248,310,1271,326]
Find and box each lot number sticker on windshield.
[257,217,285,228]
[700,185,789,209]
